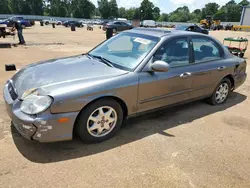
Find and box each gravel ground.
[0,25,250,188]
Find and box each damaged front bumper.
[4,82,79,143]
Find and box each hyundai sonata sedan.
[4,28,247,143]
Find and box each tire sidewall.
[211,78,232,105]
[76,99,123,143]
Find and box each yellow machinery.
[200,16,221,29]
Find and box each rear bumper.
[234,72,247,89]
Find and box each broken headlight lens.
[20,95,53,115]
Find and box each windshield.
[176,25,188,30]
[88,32,159,71]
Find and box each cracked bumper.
[4,83,79,143]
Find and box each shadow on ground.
[12,92,247,163]
[0,43,12,48]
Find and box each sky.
[90,0,241,13]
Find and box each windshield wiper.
[87,53,114,68]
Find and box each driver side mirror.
[151,60,170,72]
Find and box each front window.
[89,32,159,71]
[153,38,190,67]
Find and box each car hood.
[11,55,128,97]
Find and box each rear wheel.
[207,78,232,105]
[76,98,124,143]
[201,23,207,29]
[239,52,244,58]
[45,21,49,25]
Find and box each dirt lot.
[0,25,250,188]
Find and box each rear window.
[192,38,222,63]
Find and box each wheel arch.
[73,96,128,132]
[223,74,235,90]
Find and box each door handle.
[180,72,191,78]
[217,66,226,71]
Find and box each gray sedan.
[4,28,247,143]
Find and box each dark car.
[63,20,83,28]
[4,28,246,143]
[103,21,132,33]
[175,24,209,35]
[0,17,32,29]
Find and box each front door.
[138,37,193,113]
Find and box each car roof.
[126,28,206,38]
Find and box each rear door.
[188,36,233,99]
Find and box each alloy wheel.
[215,83,229,104]
[87,106,117,137]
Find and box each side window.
[153,38,190,67]
[114,22,121,25]
[192,38,221,63]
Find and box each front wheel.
[76,99,124,143]
[206,78,232,105]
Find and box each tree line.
[0,0,249,22]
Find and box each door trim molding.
[139,89,192,104]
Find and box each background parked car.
[63,20,83,28]
[42,18,62,25]
[175,24,209,34]
[0,16,32,29]
[103,21,132,32]
[142,20,156,27]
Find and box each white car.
[142,20,156,28]
[43,18,62,25]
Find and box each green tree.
[8,0,21,13]
[158,13,168,21]
[98,0,110,18]
[153,7,160,20]
[193,9,201,15]
[0,0,11,13]
[118,7,126,18]
[190,9,202,22]
[201,3,220,18]
[126,8,136,20]
[168,6,190,22]
[239,0,250,6]
[49,0,67,17]
[140,0,154,20]
[109,0,118,18]
[71,0,95,18]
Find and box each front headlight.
[20,94,53,115]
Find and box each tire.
[113,28,117,33]
[206,78,232,105]
[21,25,26,29]
[45,22,49,25]
[239,53,244,58]
[201,24,207,29]
[76,98,124,143]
